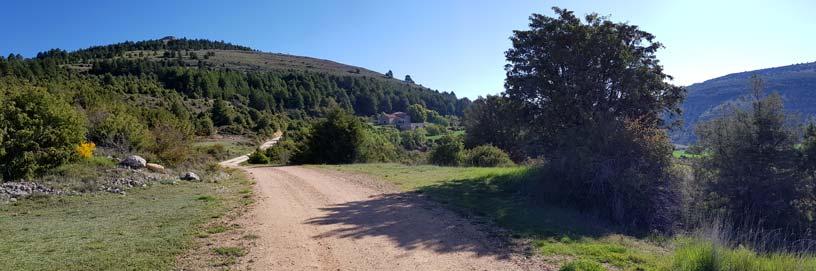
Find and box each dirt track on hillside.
[239,166,548,271]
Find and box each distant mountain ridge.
[673,61,816,144]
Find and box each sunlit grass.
[0,172,250,270]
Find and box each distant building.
[377,112,416,130]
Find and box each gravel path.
[241,166,547,271]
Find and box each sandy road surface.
[241,166,545,271]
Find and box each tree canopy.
[505,7,685,143]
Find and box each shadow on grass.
[304,167,622,259]
[415,169,617,240]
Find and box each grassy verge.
[659,238,816,270]
[0,169,252,271]
[315,163,667,270]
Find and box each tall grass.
[661,238,816,271]
[661,218,816,270]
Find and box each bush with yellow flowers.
[76,142,96,159]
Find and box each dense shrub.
[148,111,194,166]
[537,118,681,233]
[294,110,364,164]
[463,145,514,167]
[696,82,815,237]
[292,110,400,164]
[195,115,216,136]
[356,129,400,163]
[247,150,270,164]
[400,128,427,150]
[425,124,445,136]
[264,139,298,165]
[429,134,464,166]
[0,87,87,180]
[90,111,154,153]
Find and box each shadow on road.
[305,168,621,260]
[305,192,517,259]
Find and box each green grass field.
[0,170,252,271]
[317,163,816,270]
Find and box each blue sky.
[2,0,814,99]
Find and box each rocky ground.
[0,155,220,204]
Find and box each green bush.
[247,150,270,164]
[294,110,363,164]
[264,140,298,165]
[356,128,399,163]
[401,128,428,150]
[90,111,153,153]
[464,145,514,167]
[559,259,606,271]
[425,124,445,136]
[429,134,464,166]
[148,111,193,166]
[195,115,216,136]
[0,87,87,180]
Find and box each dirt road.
[241,166,545,271]
[218,136,281,167]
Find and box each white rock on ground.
[180,172,201,181]
[120,155,147,169]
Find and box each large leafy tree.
[505,7,684,143]
[502,8,685,232]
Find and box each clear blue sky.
[2,0,814,99]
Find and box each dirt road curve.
[242,166,544,271]
[219,136,281,167]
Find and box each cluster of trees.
[248,109,511,167]
[462,7,816,242]
[691,77,816,242]
[36,38,252,63]
[85,57,469,117]
[405,104,450,125]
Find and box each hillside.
[0,37,472,179]
[673,61,816,144]
[3,38,469,122]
